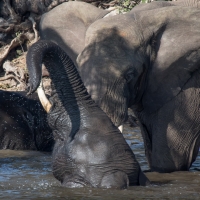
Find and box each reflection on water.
[0,126,200,199]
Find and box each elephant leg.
[151,79,200,172]
[62,174,92,188]
[189,132,200,168]
[138,120,152,169]
[100,171,129,189]
[139,169,150,186]
[101,169,149,188]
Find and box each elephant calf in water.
[26,40,149,189]
[0,90,53,151]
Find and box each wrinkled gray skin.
[0,90,53,151]
[39,1,200,173]
[39,2,110,65]
[26,40,149,189]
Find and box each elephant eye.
[125,69,135,83]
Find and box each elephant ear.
[137,6,200,114]
[39,1,110,65]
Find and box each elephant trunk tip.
[26,84,34,96]
[26,80,39,96]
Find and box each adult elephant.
[0,90,53,151]
[38,2,200,172]
[131,0,200,12]
[26,40,149,189]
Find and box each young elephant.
[0,90,53,151]
[26,40,149,189]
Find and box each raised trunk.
[26,40,98,139]
[27,40,94,103]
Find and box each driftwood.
[0,10,40,90]
[0,0,131,91]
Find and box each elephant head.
[0,90,53,151]
[76,17,151,127]
[38,1,200,172]
[26,40,149,189]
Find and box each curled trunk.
[26,39,98,139]
[26,40,94,104]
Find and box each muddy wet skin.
[0,126,200,199]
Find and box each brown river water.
[0,126,200,199]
